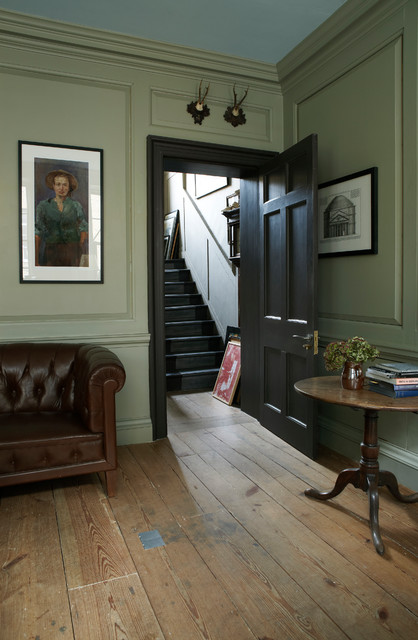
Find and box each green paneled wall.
[278,0,418,490]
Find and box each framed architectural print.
[318,167,377,257]
[19,141,103,282]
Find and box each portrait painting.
[19,141,103,282]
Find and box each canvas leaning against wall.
[19,141,103,283]
[213,339,241,405]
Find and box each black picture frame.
[224,325,240,346]
[163,210,179,259]
[19,140,103,283]
[318,167,377,258]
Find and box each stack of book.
[366,362,418,397]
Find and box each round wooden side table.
[294,376,418,554]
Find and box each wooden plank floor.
[1,391,418,639]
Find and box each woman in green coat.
[35,169,88,267]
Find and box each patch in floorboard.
[138,529,165,550]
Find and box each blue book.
[367,379,418,391]
[368,383,418,398]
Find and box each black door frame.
[147,135,276,440]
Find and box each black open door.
[241,134,319,458]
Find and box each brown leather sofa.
[0,342,126,497]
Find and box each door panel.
[264,210,282,318]
[289,203,308,320]
[259,134,318,458]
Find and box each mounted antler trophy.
[187,80,210,125]
[224,85,249,127]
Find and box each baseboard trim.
[116,419,153,445]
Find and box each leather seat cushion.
[0,412,104,474]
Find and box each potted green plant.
[324,336,380,389]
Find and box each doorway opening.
[147,136,276,441]
[164,170,241,434]
[164,171,239,387]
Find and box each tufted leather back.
[0,343,79,413]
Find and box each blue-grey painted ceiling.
[0,0,347,64]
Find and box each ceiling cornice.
[276,0,406,88]
[0,8,279,89]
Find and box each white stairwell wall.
[165,172,239,342]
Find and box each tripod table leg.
[367,474,384,555]
[379,470,418,503]
[305,467,360,500]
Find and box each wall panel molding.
[151,87,272,143]
[0,64,134,325]
[297,38,403,330]
[0,334,150,346]
[0,59,133,89]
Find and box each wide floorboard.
[1,391,417,639]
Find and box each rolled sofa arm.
[73,344,126,433]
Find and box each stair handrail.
[184,189,234,269]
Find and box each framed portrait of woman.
[19,140,103,283]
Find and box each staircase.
[165,258,224,391]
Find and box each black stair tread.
[165,304,209,315]
[166,370,219,391]
[165,293,201,299]
[165,323,216,338]
[165,282,197,292]
[165,259,185,267]
[166,319,214,325]
[165,333,222,342]
[164,269,191,279]
[165,335,223,355]
[166,332,212,339]
[165,293,200,297]
[165,350,223,372]
[166,349,224,358]
[164,295,203,306]
[165,304,208,311]
[164,302,203,307]
[166,334,222,341]
[164,280,193,284]
[165,307,210,322]
[166,367,219,378]
[165,280,198,295]
[166,369,220,391]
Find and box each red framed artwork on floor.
[212,340,241,405]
